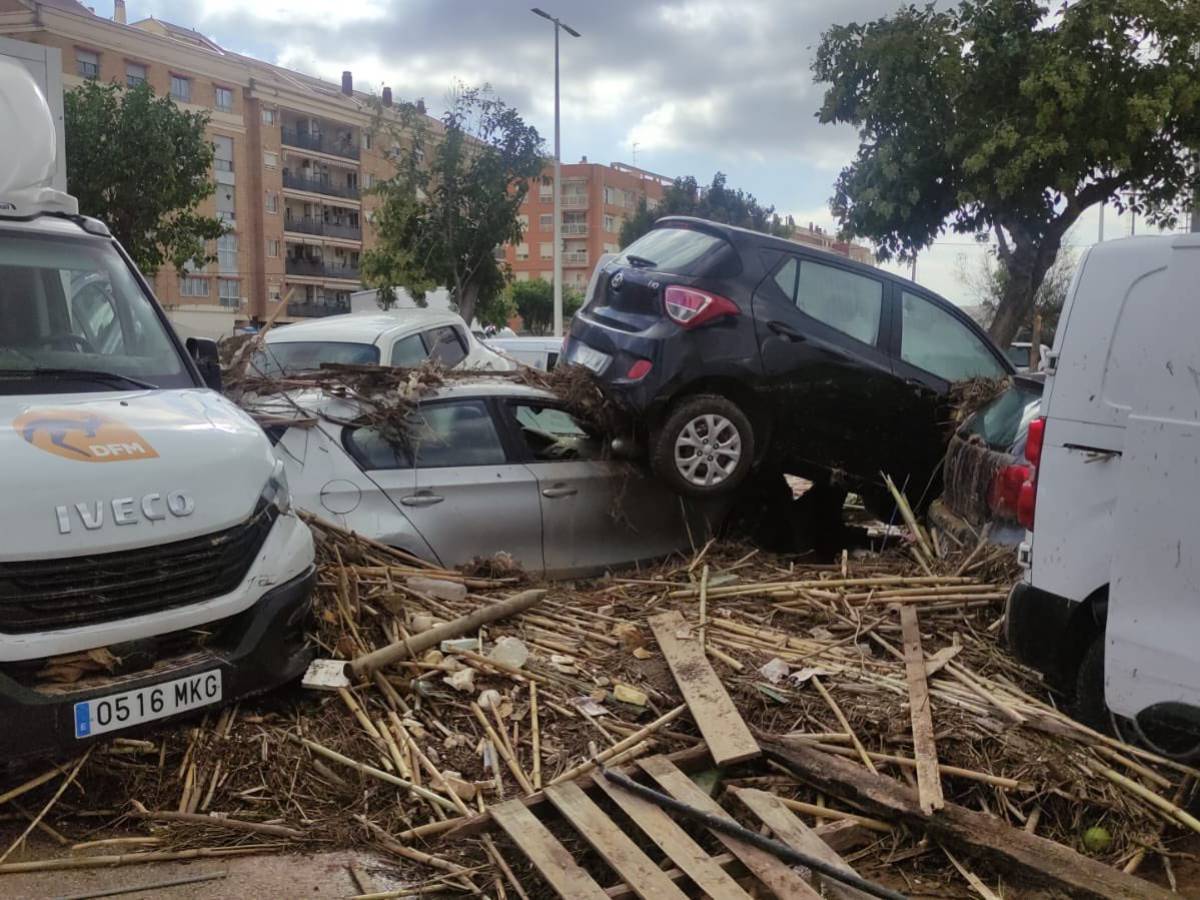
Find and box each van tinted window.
[617,227,737,277]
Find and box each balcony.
[282,171,360,200]
[283,216,362,241]
[281,128,360,161]
[561,221,588,236]
[561,194,588,210]
[287,299,351,318]
[563,251,589,267]
[285,258,361,280]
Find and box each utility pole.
[1098,203,1105,242]
[532,8,580,337]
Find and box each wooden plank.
[898,604,944,814]
[732,787,873,900]
[491,800,608,900]
[590,771,753,900]
[544,782,689,900]
[764,742,1175,900]
[648,610,759,765]
[604,852,736,899]
[639,755,820,899]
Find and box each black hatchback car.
[565,217,1014,505]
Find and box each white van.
[0,57,314,759]
[1006,232,1200,757]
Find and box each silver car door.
[345,398,545,574]
[504,401,692,578]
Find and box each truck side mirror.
[186,337,222,391]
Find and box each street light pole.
[532,8,580,337]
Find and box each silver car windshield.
[0,230,188,390]
[253,340,380,376]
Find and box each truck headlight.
[260,459,292,515]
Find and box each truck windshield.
[0,229,188,392]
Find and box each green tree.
[361,86,545,326]
[619,172,788,247]
[813,0,1200,346]
[63,80,225,275]
[507,278,584,335]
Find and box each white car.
[263,380,720,578]
[486,336,564,370]
[255,309,514,375]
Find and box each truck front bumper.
[0,567,315,762]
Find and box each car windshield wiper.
[625,254,657,269]
[0,368,158,390]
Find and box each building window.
[517,214,528,231]
[538,181,553,201]
[218,278,240,307]
[539,242,553,260]
[75,49,99,80]
[268,282,282,303]
[539,213,552,231]
[217,233,238,272]
[603,186,618,206]
[170,75,191,103]
[179,276,209,297]
[362,131,373,150]
[261,107,277,125]
[514,271,530,282]
[603,242,618,254]
[540,271,553,282]
[125,62,147,88]
[263,151,278,168]
[266,239,280,258]
[213,135,233,173]
[515,243,529,261]
[603,214,616,233]
[214,86,233,113]
[216,186,235,224]
[265,192,278,214]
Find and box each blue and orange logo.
[14,409,158,462]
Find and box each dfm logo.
[14,409,159,462]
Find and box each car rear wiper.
[0,368,158,390]
[625,254,657,269]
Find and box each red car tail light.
[663,286,739,329]
[1024,416,1046,467]
[626,359,652,380]
[1017,479,1037,530]
[988,463,1031,519]
[1015,416,1046,530]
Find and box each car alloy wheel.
[674,413,742,487]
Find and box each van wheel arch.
[1059,585,1108,698]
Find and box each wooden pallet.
[490,753,869,899]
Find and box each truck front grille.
[0,504,277,633]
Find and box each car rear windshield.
[253,341,379,375]
[617,226,737,277]
[962,379,1043,452]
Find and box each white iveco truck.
[0,46,314,759]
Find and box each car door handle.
[541,484,578,498]
[400,492,444,507]
[767,320,806,342]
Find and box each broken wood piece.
[491,800,609,899]
[898,605,944,814]
[128,801,304,839]
[943,845,1002,900]
[347,589,547,678]
[590,770,752,900]
[648,610,759,765]
[882,473,934,560]
[472,702,535,795]
[765,741,1174,900]
[811,676,876,774]
[545,781,689,900]
[548,703,686,786]
[772,797,894,833]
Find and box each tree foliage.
[361,86,545,326]
[64,80,225,275]
[619,172,789,247]
[813,0,1200,345]
[507,278,584,335]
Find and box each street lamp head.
[531,7,553,20]
[562,23,582,37]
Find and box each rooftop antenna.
[632,141,639,167]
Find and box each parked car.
[1007,233,1200,758]
[254,310,514,375]
[565,217,1014,507]
[261,380,720,578]
[933,376,1043,545]
[1006,341,1050,374]
[486,336,564,370]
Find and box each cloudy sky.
[90,0,1181,307]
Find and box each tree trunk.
[988,238,1057,349]
[456,281,481,328]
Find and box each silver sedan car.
[268,381,718,578]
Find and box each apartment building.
[785,222,875,266]
[505,160,672,291]
[0,0,429,329]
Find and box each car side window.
[390,332,427,367]
[345,400,507,470]
[513,404,602,461]
[791,258,883,346]
[424,326,467,368]
[900,290,1006,381]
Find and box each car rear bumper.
[0,567,315,762]
[1005,580,1080,687]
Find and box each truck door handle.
[541,484,578,498]
[400,492,444,507]
[767,320,806,342]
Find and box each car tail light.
[663,286,739,329]
[987,463,1030,519]
[626,359,652,380]
[1025,416,1046,466]
[1015,416,1047,530]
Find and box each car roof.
[265,309,465,346]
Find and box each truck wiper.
[625,254,657,269]
[0,367,158,390]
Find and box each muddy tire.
[651,395,754,497]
